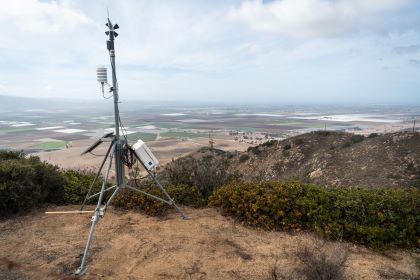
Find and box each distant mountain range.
[0,95,89,111]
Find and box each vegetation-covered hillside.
[237,131,420,188]
[165,131,420,188]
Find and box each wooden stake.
[45,210,95,214]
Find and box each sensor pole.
[106,18,125,186]
[75,18,124,276]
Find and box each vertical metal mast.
[74,16,189,276]
[106,18,124,186]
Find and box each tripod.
[75,18,189,276]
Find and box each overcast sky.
[0,0,419,104]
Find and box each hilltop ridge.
[169,131,420,188]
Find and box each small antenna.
[413,118,416,133]
[209,133,214,150]
[107,7,110,19]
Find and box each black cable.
[102,91,113,99]
[89,151,107,157]
[118,114,128,142]
[121,144,136,169]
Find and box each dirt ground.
[0,206,417,280]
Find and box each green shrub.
[247,146,261,155]
[113,183,206,216]
[294,138,304,145]
[0,150,25,160]
[0,152,66,215]
[368,133,378,138]
[209,181,419,249]
[226,152,234,159]
[239,154,250,162]
[313,131,333,136]
[245,141,276,156]
[410,177,420,189]
[61,169,107,205]
[0,150,111,216]
[349,134,365,143]
[165,156,195,187]
[261,140,277,147]
[283,143,292,150]
[343,134,365,147]
[164,154,237,198]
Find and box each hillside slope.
[168,132,420,188]
[237,131,420,188]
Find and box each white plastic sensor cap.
[132,139,159,170]
[96,67,108,84]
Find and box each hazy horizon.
[2,93,420,107]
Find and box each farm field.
[31,139,67,150]
[0,98,419,169]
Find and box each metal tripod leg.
[126,185,173,204]
[147,170,190,220]
[102,184,122,214]
[87,185,117,200]
[75,143,115,276]
[80,141,115,211]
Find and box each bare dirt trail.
[0,206,417,280]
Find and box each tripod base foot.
[75,266,86,276]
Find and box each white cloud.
[393,44,420,54]
[228,0,414,38]
[0,0,92,33]
[44,85,53,91]
[0,0,419,104]
[110,1,233,72]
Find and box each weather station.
[46,17,189,276]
